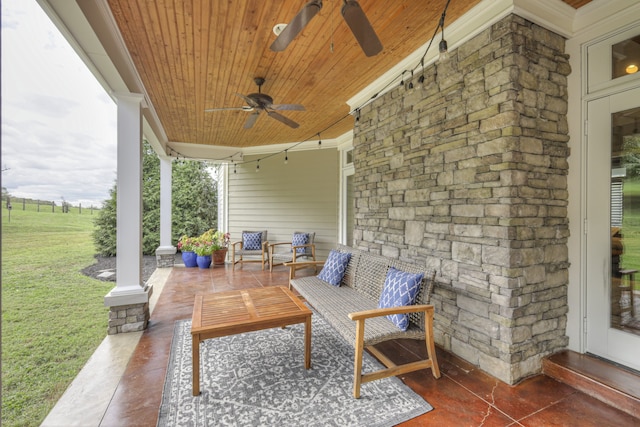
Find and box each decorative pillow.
[317,250,352,286]
[291,233,309,254]
[378,267,424,331]
[242,232,262,250]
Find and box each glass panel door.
[586,89,640,371]
[610,107,640,334]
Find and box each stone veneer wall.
[108,303,150,334]
[352,14,571,384]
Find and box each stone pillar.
[156,156,176,267]
[104,93,152,334]
[352,15,570,384]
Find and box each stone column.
[104,93,152,334]
[155,156,176,267]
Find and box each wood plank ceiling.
[106,0,592,150]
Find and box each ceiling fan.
[270,0,382,57]
[205,77,305,129]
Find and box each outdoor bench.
[286,244,441,398]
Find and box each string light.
[284,150,289,164]
[438,0,449,62]
[256,159,260,172]
[318,133,322,149]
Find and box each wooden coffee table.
[190,286,312,396]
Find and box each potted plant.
[199,229,230,266]
[177,235,197,267]
[193,237,213,269]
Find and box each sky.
[1,0,117,208]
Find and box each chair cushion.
[378,267,424,331]
[317,250,351,286]
[242,232,262,250]
[291,233,309,253]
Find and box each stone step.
[542,350,640,420]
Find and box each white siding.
[228,150,339,260]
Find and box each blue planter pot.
[196,255,212,269]
[182,251,197,268]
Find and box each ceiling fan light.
[273,23,287,36]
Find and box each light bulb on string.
[318,134,322,149]
[438,2,449,62]
[439,38,448,61]
[284,150,289,165]
[256,160,260,173]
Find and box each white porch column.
[104,93,152,334]
[155,156,177,267]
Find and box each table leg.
[304,316,311,369]
[192,334,200,396]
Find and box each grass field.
[621,179,640,282]
[1,207,113,427]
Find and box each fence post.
[52,201,55,213]
[23,198,26,211]
[79,203,82,214]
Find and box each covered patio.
[35,0,640,424]
[42,263,638,426]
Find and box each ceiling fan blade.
[270,0,323,52]
[244,112,260,129]
[269,103,305,111]
[205,106,254,112]
[341,0,382,57]
[236,93,260,109]
[267,111,300,128]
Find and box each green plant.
[192,229,230,256]
[93,141,219,256]
[177,234,196,252]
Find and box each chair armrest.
[231,241,243,254]
[284,260,325,279]
[348,304,433,321]
[270,242,293,247]
[269,241,293,252]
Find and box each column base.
[107,302,150,335]
[104,284,153,335]
[156,246,177,268]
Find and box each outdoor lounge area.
[30,0,640,425]
[43,262,639,426]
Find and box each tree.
[171,160,218,241]
[93,141,218,256]
[93,186,117,255]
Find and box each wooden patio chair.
[231,230,269,270]
[268,231,316,272]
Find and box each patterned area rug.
[157,313,433,426]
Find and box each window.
[612,36,640,79]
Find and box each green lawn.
[622,179,640,285]
[1,208,113,427]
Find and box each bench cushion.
[293,275,426,346]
